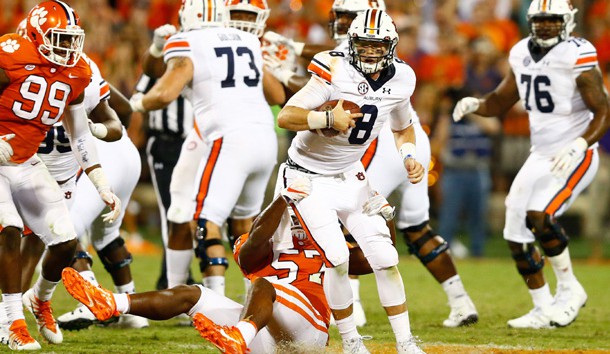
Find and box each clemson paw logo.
[1,39,20,53]
[29,7,49,31]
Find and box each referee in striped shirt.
[135,73,195,290]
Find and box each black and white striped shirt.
[135,73,194,139]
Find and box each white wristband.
[399,143,416,161]
[292,41,305,57]
[149,44,163,58]
[87,167,110,194]
[307,110,332,129]
[131,97,145,113]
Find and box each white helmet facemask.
[527,0,577,48]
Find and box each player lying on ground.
[62,178,401,353]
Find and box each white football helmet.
[347,9,398,75]
[527,0,577,48]
[225,0,270,38]
[329,0,386,42]
[180,0,228,32]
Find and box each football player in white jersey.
[453,0,610,329]
[276,10,425,354]
[130,0,284,296]
[264,0,478,328]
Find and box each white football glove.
[99,189,122,223]
[281,177,312,203]
[452,97,480,122]
[88,120,108,139]
[363,193,395,221]
[150,24,177,58]
[0,133,15,164]
[129,92,145,113]
[263,55,295,86]
[263,30,304,58]
[550,137,588,179]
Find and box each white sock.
[548,248,576,284]
[349,278,361,302]
[203,276,225,296]
[113,293,131,314]
[335,315,360,341]
[441,275,467,306]
[0,301,8,326]
[530,283,553,311]
[33,275,58,302]
[115,281,136,294]
[166,249,193,288]
[388,311,412,342]
[235,320,257,345]
[2,294,24,323]
[79,270,99,287]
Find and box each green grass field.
[19,236,610,354]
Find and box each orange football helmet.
[26,0,84,67]
[225,0,270,38]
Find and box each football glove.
[550,137,588,179]
[150,24,176,58]
[88,120,108,139]
[87,168,122,223]
[263,55,295,86]
[363,193,395,221]
[281,177,312,203]
[0,133,15,164]
[452,97,480,122]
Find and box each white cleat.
[550,280,587,327]
[22,288,62,344]
[397,336,426,354]
[342,336,370,354]
[114,314,149,329]
[7,319,41,351]
[0,323,9,346]
[57,304,118,331]
[352,300,367,327]
[443,296,479,327]
[507,307,553,329]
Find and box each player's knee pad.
[97,237,133,272]
[526,214,569,257]
[366,240,399,270]
[71,250,94,267]
[509,242,544,276]
[195,236,229,273]
[402,222,449,265]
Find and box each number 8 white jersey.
[509,37,599,156]
[286,50,416,174]
[164,27,274,141]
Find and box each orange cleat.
[192,313,248,354]
[61,268,119,321]
[7,319,41,350]
[22,288,62,344]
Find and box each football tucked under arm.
[309,99,361,137]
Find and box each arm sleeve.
[390,99,414,131]
[285,75,333,110]
[63,102,101,170]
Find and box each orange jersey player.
[0,1,120,350]
[62,177,384,354]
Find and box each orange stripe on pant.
[193,138,223,219]
[545,149,593,215]
[273,283,329,333]
[361,137,378,170]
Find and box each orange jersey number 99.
[12,74,70,126]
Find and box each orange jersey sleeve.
[0,34,91,163]
[233,233,330,325]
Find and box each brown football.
[309,99,361,137]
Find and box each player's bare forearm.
[89,101,123,141]
[263,67,286,106]
[129,285,201,320]
[239,195,286,273]
[577,68,610,145]
[108,84,132,127]
[477,70,520,117]
[392,125,416,147]
[142,51,167,79]
[301,44,334,62]
[277,105,313,131]
[143,57,193,111]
